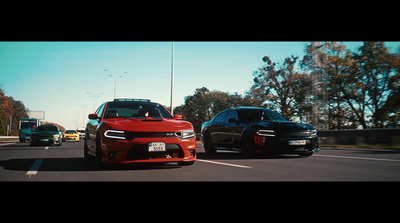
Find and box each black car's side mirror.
[228,118,239,124]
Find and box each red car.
[84,99,196,167]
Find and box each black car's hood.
[32,131,59,136]
[254,121,314,131]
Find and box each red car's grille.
[125,132,177,141]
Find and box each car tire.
[203,132,217,154]
[177,161,195,166]
[299,151,313,157]
[94,133,103,168]
[242,133,256,157]
[84,138,90,161]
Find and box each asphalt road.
[1,141,400,181]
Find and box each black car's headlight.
[311,130,317,136]
[256,130,275,137]
[104,130,126,140]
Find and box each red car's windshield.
[104,101,173,119]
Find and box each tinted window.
[215,111,228,123]
[97,103,106,118]
[237,109,287,123]
[104,102,173,119]
[37,125,59,132]
[226,111,238,121]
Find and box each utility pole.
[170,42,175,115]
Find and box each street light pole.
[170,42,175,115]
[86,92,104,111]
[104,69,126,99]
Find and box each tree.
[252,55,311,119]
[7,96,29,135]
[181,87,255,132]
[301,41,400,129]
[182,87,213,132]
[302,42,369,129]
[355,41,400,128]
[0,88,29,135]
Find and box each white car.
[77,128,85,140]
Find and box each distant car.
[77,128,85,140]
[201,107,319,157]
[85,98,197,167]
[30,125,63,146]
[64,130,80,142]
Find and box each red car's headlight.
[104,130,126,140]
[175,129,195,139]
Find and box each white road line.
[26,159,43,176]
[197,159,252,169]
[314,154,400,162]
[0,142,16,147]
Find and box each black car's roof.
[220,107,274,112]
[234,107,271,110]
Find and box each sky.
[1,41,399,130]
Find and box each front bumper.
[255,135,319,155]
[65,135,80,141]
[31,137,61,146]
[99,136,197,164]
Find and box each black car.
[201,107,319,157]
[30,125,63,146]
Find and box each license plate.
[148,142,166,152]
[40,139,49,142]
[288,140,306,146]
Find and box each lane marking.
[44,146,49,150]
[26,159,43,176]
[0,142,16,147]
[314,154,400,162]
[197,159,252,169]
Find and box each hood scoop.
[139,118,163,122]
[126,117,163,122]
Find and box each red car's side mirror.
[174,114,182,120]
[88,113,99,120]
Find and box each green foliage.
[0,88,29,135]
[181,87,253,132]
[178,42,400,131]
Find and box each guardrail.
[317,128,400,146]
[0,136,19,142]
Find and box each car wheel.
[94,133,103,167]
[299,151,313,157]
[177,161,195,166]
[84,138,90,161]
[203,132,217,154]
[242,133,256,157]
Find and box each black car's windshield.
[104,102,173,119]
[37,125,59,132]
[237,109,287,123]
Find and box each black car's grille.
[279,131,311,137]
[125,132,177,141]
[125,144,184,160]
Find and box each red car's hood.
[102,117,193,132]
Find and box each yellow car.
[64,130,80,142]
